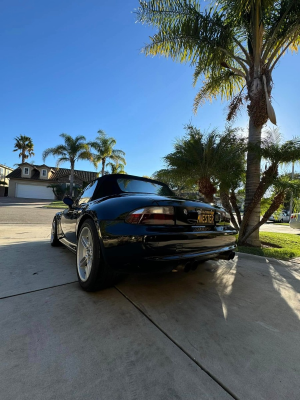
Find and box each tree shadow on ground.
[116,255,300,399]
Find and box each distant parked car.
[290,213,300,229]
[269,211,290,223]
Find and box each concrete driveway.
[1,204,300,399]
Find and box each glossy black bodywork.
[54,174,237,272]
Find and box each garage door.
[16,183,55,200]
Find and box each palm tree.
[43,133,92,196]
[163,125,246,203]
[89,130,126,176]
[13,135,35,163]
[136,0,300,245]
[106,162,127,174]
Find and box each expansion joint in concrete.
[115,286,239,400]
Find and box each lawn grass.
[43,201,68,209]
[266,222,290,226]
[237,232,300,261]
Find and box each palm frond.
[43,146,67,161]
[55,157,70,168]
[193,70,244,111]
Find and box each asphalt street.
[1,199,300,399]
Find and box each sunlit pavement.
[1,205,300,399]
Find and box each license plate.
[197,211,214,224]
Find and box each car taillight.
[126,206,175,225]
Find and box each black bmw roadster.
[51,174,237,291]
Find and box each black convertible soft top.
[92,174,174,199]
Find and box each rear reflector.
[126,206,175,225]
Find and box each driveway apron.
[0,204,231,400]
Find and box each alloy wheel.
[77,226,94,282]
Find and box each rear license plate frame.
[197,211,215,224]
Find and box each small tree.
[43,134,93,196]
[13,135,35,163]
[163,125,246,203]
[157,124,300,239]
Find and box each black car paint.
[54,174,237,272]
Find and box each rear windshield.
[117,178,175,196]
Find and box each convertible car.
[50,174,237,291]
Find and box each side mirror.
[63,196,74,207]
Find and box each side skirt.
[60,237,77,254]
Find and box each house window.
[0,167,3,180]
[42,169,47,177]
[24,167,29,175]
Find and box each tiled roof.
[7,167,97,183]
[6,169,23,179]
[49,168,97,182]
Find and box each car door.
[61,180,98,245]
[283,212,290,223]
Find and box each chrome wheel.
[77,226,94,282]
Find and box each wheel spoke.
[81,236,89,249]
[86,260,91,278]
[77,226,95,283]
[79,256,87,268]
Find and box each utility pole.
[289,162,295,216]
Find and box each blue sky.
[1,0,299,176]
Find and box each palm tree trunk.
[220,190,239,230]
[70,160,75,196]
[198,178,216,203]
[241,191,285,244]
[22,150,26,164]
[241,117,262,246]
[101,158,106,176]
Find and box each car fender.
[75,210,113,266]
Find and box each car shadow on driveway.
[0,240,77,298]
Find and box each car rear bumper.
[290,222,300,229]
[100,221,237,272]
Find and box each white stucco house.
[0,163,14,197]
[7,163,97,200]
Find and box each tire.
[76,219,115,291]
[50,217,61,247]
